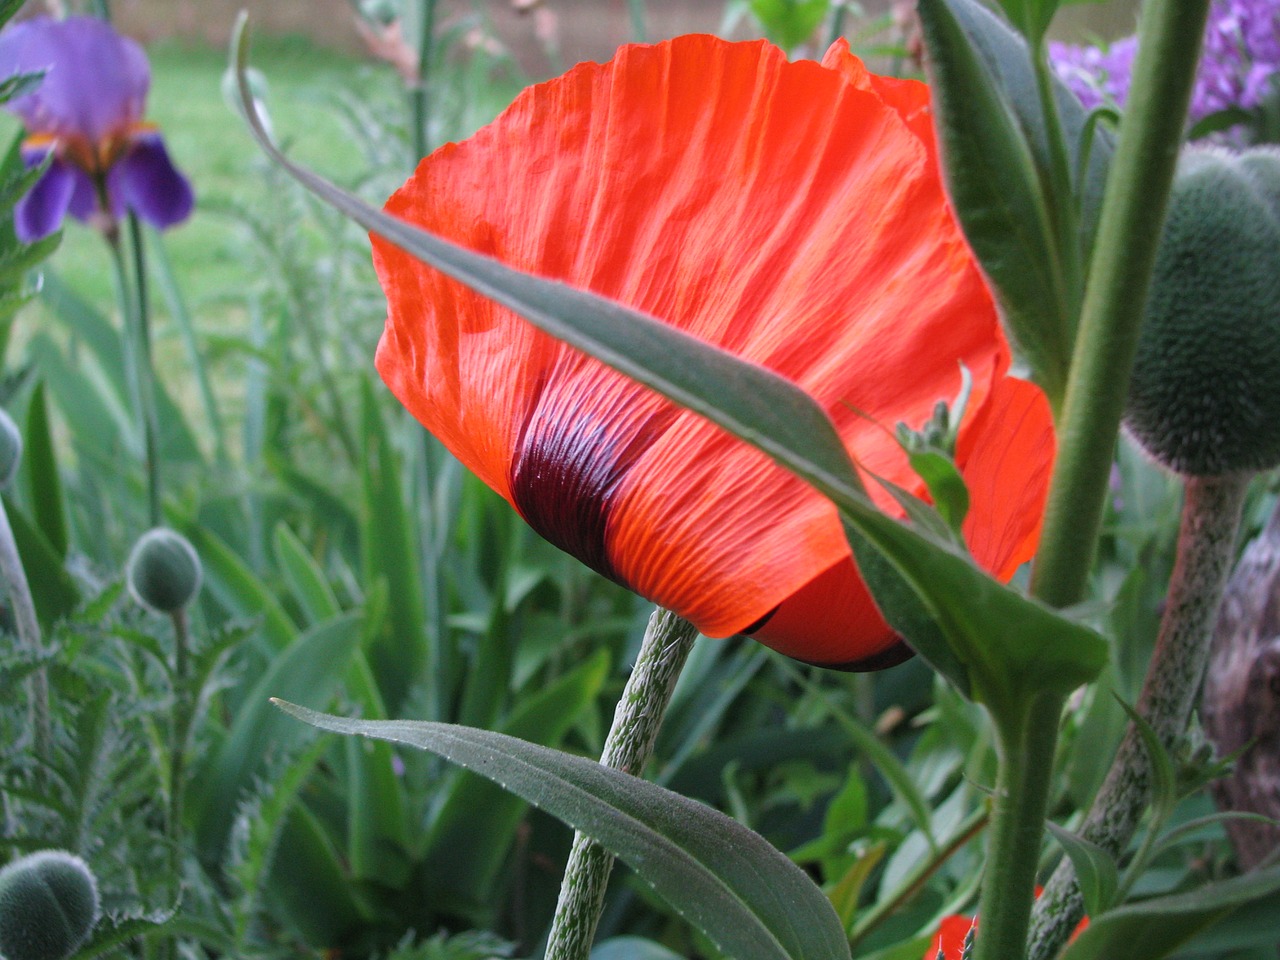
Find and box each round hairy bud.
[1126,146,1280,475]
[0,850,100,960]
[126,527,202,614]
[0,407,22,490]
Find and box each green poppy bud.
[0,408,22,490]
[1126,146,1280,476]
[126,527,202,614]
[0,850,100,960]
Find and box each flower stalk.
[1030,0,1212,610]
[107,214,163,526]
[972,692,1064,960]
[545,607,698,960]
[1029,471,1250,958]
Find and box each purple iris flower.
[0,16,193,242]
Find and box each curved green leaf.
[232,21,1107,716]
[1058,863,1280,960]
[275,701,853,960]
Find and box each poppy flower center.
[509,383,677,587]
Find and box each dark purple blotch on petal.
[0,16,149,143]
[112,133,194,230]
[14,150,74,242]
[510,384,675,586]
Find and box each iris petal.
[0,16,148,144]
[375,35,1056,668]
[13,150,75,242]
[112,133,194,230]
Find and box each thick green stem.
[1029,471,1249,959]
[545,608,698,960]
[167,607,192,856]
[0,495,51,768]
[1029,0,1212,610]
[972,692,1064,960]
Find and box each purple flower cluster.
[1050,0,1280,126]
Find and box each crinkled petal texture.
[0,16,148,143]
[374,35,1055,669]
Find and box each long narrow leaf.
[231,19,1106,713]
[276,701,853,960]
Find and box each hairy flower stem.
[0,494,51,769]
[108,216,163,527]
[166,607,192,861]
[1030,0,1211,610]
[1029,472,1249,960]
[544,608,698,960]
[973,692,1065,960]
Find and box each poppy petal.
[14,150,75,242]
[111,132,195,230]
[375,35,1053,666]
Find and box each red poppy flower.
[373,34,1055,669]
[924,896,1087,959]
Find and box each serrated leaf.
[66,907,178,960]
[1058,863,1280,960]
[233,21,1108,718]
[1045,821,1119,916]
[189,612,363,863]
[276,701,853,960]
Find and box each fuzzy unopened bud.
[0,850,100,960]
[126,527,202,614]
[1126,146,1280,475]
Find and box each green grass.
[7,34,402,313]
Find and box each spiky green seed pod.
[0,850,100,960]
[0,408,21,490]
[1126,146,1280,476]
[126,527,202,614]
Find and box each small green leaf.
[23,383,68,559]
[749,0,829,49]
[1045,822,1119,916]
[906,449,970,536]
[275,701,853,960]
[3,494,77,627]
[1115,698,1178,828]
[1058,863,1280,960]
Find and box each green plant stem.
[410,0,439,160]
[545,607,698,960]
[0,494,51,768]
[166,607,192,856]
[1029,0,1212,610]
[107,215,163,527]
[1029,471,1250,959]
[626,0,648,43]
[972,692,1064,960]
